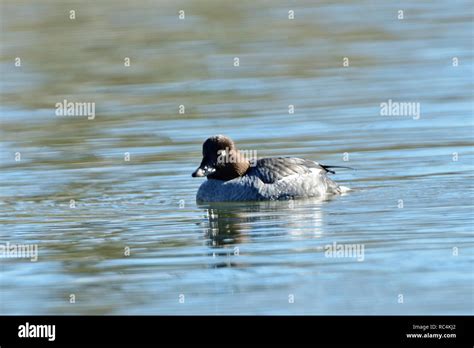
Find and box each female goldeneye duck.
[192,135,350,202]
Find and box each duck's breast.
[196,176,264,202]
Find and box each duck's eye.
[204,166,216,175]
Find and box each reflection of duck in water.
[202,204,250,247]
[198,199,328,248]
[192,135,350,202]
[198,199,328,269]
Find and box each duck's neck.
[209,149,251,181]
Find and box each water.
[0,0,473,314]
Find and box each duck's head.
[192,135,250,181]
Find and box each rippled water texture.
[0,0,473,314]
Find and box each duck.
[192,135,350,202]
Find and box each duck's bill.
[192,166,216,177]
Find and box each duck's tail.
[320,164,355,174]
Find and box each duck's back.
[247,157,326,183]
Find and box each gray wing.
[247,157,329,184]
